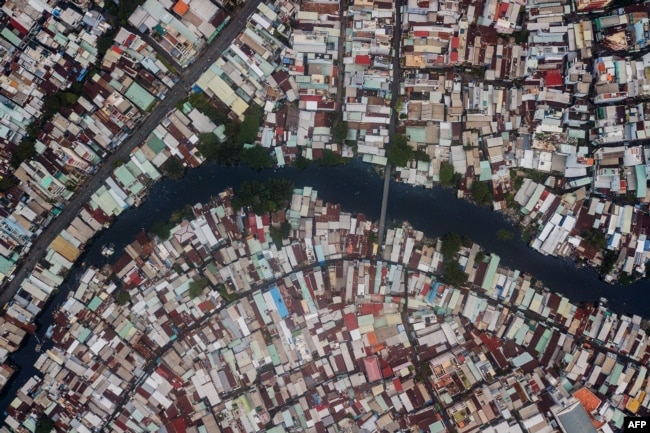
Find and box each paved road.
[377,0,403,248]
[0,0,263,308]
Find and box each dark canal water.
[2,160,649,417]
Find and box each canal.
[1,160,648,416]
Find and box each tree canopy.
[319,149,346,166]
[269,221,292,248]
[440,232,462,261]
[161,157,185,180]
[439,162,455,186]
[241,145,274,170]
[35,416,55,433]
[151,221,174,240]
[0,175,17,192]
[471,181,493,206]
[441,261,468,287]
[189,93,226,123]
[11,140,36,168]
[236,104,263,146]
[386,134,413,167]
[581,229,607,251]
[189,277,209,298]
[439,232,468,287]
[116,290,130,306]
[233,179,294,214]
[293,154,310,170]
[332,120,348,143]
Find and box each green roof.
[88,296,102,311]
[429,421,445,433]
[0,255,14,276]
[118,322,134,340]
[77,327,91,343]
[481,254,500,290]
[479,160,492,181]
[635,164,647,198]
[114,165,137,186]
[0,28,21,47]
[124,82,156,111]
[406,126,426,143]
[268,344,281,366]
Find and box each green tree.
[233,179,294,214]
[217,140,243,166]
[151,221,173,240]
[11,139,36,168]
[599,250,617,275]
[471,181,493,206]
[197,133,219,160]
[241,145,274,170]
[269,221,292,248]
[104,0,146,26]
[189,277,209,298]
[332,120,348,143]
[0,175,17,192]
[294,154,310,170]
[116,290,130,306]
[386,134,413,167]
[441,232,462,261]
[197,132,243,166]
[170,204,194,224]
[619,272,634,285]
[413,150,430,162]
[497,229,514,241]
[236,104,263,145]
[161,157,185,180]
[97,27,118,55]
[320,149,346,166]
[439,162,455,186]
[441,261,468,287]
[581,230,607,251]
[35,416,55,433]
[187,92,228,125]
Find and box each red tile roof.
[364,356,382,382]
[355,55,372,65]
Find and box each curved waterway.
[2,160,649,415]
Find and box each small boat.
[101,244,115,257]
[599,297,608,306]
[34,335,42,353]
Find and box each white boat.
[101,244,115,257]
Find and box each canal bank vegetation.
[186,95,266,167]
[387,134,413,167]
[439,162,461,187]
[331,115,349,144]
[161,157,186,180]
[150,205,195,241]
[233,179,294,214]
[270,221,292,249]
[497,229,514,241]
[470,181,493,206]
[241,145,274,171]
[440,232,469,287]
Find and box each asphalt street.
[0,0,264,307]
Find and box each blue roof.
[270,286,288,318]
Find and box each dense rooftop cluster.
[4,0,650,430]
[1,187,649,433]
